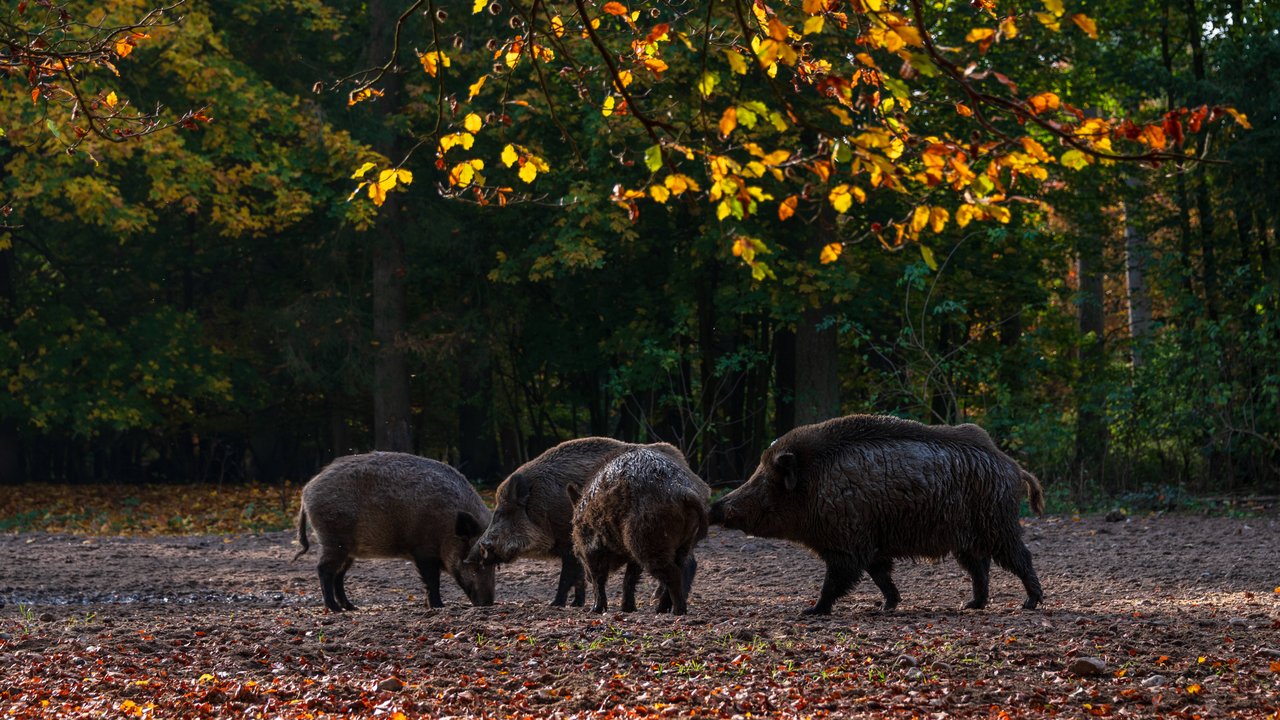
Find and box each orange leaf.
[779,195,798,221]
[955,102,973,117]
[1071,13,1098,39]
[819,243,842,264]
[603,2,628,16]
[719,106,738,137]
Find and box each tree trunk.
[794,304,840,425]
[1186,0,1219,322]
[772,323,796,437]
[1122,196,1153,366]
[367,0,413,452]
[0,238,21,483]
[1073,238,1109,496]
[458,341,499,482]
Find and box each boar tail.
[293,508,311,562]
[1020,469,1045,517]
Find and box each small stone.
[1104,509,1126,522]
[38,612,55,623]
[895,654,920,668]
[1228,618,1250,628]
[1067,657,1107,677]
[904,667,924,680]
[1141,675,1168,688]
[377,677,405,692]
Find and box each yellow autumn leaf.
[965,28,996,43]
[1224,107,1252,129]
[368,179,387,206]
[377,169,399,191]
[698,72,718,98]
[419,50,450,77]
[105,91,119,108]
[501,144,518,167]
[803,16,825,35]
[828,185,854,214]
[518,163,538,183]
[955,102,973,117]
[723,50,748,75]
[395,169,413,185]
[929,207,949,233]
[719,107,738,137]
[114,38,134,58]
[602,95,616,117]
[467,75,488,101]
[473,0,486,13]
[1041,0,1065,16]
[910,206,931,235]
[1035,12,1061,31]
[1071,13,1098,39]
[664,174,700,194]
[649,185,671,203]
[956,204,976,228]
[551,16,565,37]
[1000,16,1018,39]
[819,243,842,264]
[464,113,483,133]
[987,205,1012,223]
[803,0,826,12]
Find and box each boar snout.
[708,499,729,525]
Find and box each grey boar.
[709,414,1044,614]
[468,437,689,607]
[294,451,494,611]
[570,447,710,615]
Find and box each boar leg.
[317,549,351,612]
[584,552,612,614]
[650,562,688,615]
[994,542,1042,610]
[552,554,586,608]
[656,555,696,613]
[804,552,863,615]
[621,562,643,612]
[333,557,356,610]
[413,553,446,608]
[954,551,991,610]
[867,557,900,611]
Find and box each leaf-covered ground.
[1,509,1278,718]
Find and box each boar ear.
[455,511,483,539]
[774,451,799,491]
[510,473,531,505]
[565,483,581,506]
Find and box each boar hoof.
[1021,598,1040,610]
[963,599,987,610]
[877,601,898,612]
[590,603,607,614]
[549,598,567,608]
[801,605,832,616]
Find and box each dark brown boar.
[570,447,710,615]
[468,437,689,606]
[709,414,1044,615]
[294,452,494,611]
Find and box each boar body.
[710,414,1043,614]
[469,437,688,606]
[295,452,494,611]
[572,447,710,615]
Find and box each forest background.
[1,0,1277,512]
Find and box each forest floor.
[1,510,1279,718]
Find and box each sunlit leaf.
[464,113,483,133]
[819,243,842,264]
[779,195,798,221]
[467,75,488,101]
[920,244,938,270]
[1060,149,1092,169]
[649,185,670,203]
[1071,13,1098,39]
[501,144,518,167]
[719,107,738,137]
[603,2,628,16]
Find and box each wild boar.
[710,414,1044,614]
[294,451,494,611]
[468,437,689,607]
[570,447,710,615]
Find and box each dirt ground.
[2,514,1278,718]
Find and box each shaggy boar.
[468,437,689,607]
[710,414,1044,614]
[294,452,494,611]
[570,447,711,615]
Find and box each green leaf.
[644,145,663,173]
[920,244,938,271]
